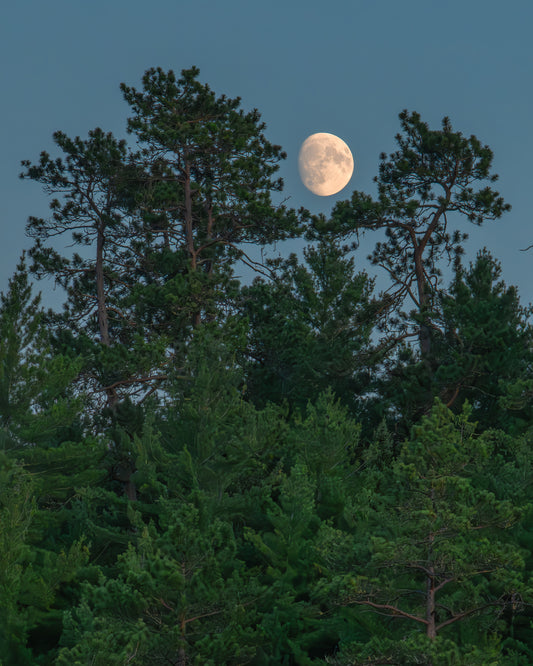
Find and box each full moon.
[298,133,354,196]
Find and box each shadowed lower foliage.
[3,75,533,663]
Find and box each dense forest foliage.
[1,66,532,665]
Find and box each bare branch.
[350,600,427,625]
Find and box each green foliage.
[323,401,531,664]
[0,255,83,447]
[19,124,165,410]
[241,240,381,418]
[244,463,328,663]
[379,250,533,435]
[121,65,300,248]
[325,632,504,665]
[0,451,91,665]
[9,71,533,664]
[57,499,260,665]
[0,453,35,664]
[437,250,533,431]
[316,110,510,358]
[286,390,362,526]
[119,65,303,332]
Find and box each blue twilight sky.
[2,1,533,310]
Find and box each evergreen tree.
[0,258,107,663]
[241,240,381,420]
[20,66,304,414]
[437,249,533,431]
[379,250,533,434]
[244,462,327,664]
[316,110,509,360]
[0,453,35,665]
[120,65,302,328]
[8,69,533,665]
[57,497,260,665]
[0,255,83,447]
[324,402,531,664]
[54,326,291,664]
[20,128,145,410]
[242,391,367,663]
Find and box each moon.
[298,133,354,196]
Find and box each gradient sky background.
[2,1,533,311]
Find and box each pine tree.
[325,401,531,664]
[120,65,302,329]
[0,453,35,665]
[241,391,366,663]
[316,110,509,360]
[57,497,260,665]
[20,128,144,410]
[0,258,107,662]
[244,462,327,664]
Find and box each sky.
[2,1,533,311]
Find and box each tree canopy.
[2,67,532,665]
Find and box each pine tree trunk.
[414,246,431,358]
[177,606,187,665]
[184,159,201,328]
[426,497,437,652]
[426,568,437,640]
[96,221,119,409]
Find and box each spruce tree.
[437,249,533,430]
[0,255,83,447]
[0,259,99,664]
[379,250,533,434]
[240,240,381,419]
